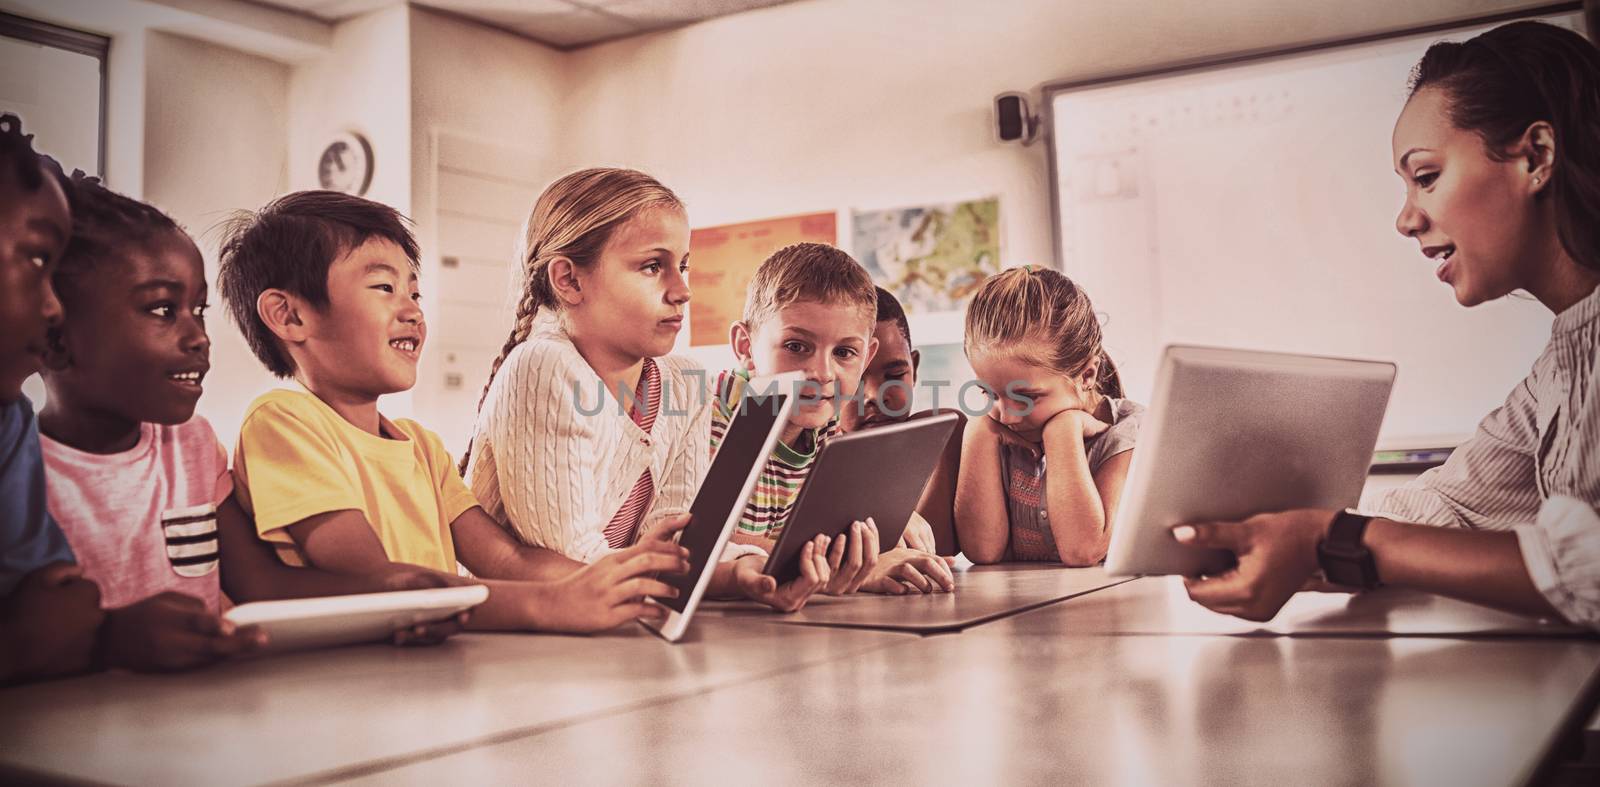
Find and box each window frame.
[0,11,110,176]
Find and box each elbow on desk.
[1056,544,1108,568]
[964,544,1007,565]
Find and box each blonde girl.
[954,266,1142,566]
[462,168,830,611]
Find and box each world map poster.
[851,197,1001,315]
[687,211,837,347]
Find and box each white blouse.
[1377,285,1600,627]
[465,317,713,563]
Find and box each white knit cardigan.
[466,317,713,563]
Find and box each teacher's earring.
[1533,176,1543,185]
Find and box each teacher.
[1172,21,1600,627]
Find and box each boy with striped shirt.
[716,243,955,595]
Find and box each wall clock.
[317,131,374,196]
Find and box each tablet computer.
[223,584,489,652]
[641,372,800,642]
[1104,345,1396,577]
[762,412,961,585]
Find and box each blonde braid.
[459,284,542,475]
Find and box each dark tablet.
[642,384,797,642]
[762,412,960,585]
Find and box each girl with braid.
[463,168,834,612]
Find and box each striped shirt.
[41,416,230,613]
[466,316,712,563]
[710,369,835,541]
[1375,284,1600,628]
[603,358,661,549]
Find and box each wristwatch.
[1316,510,1382,590]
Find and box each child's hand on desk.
[101,592,267,672]
[2,562,104,681]
[528,518,693,633]
[367,565,474,646]
[731,536,831,612]
[821,519,880,595]
[860,547,956,595]
[899,515,938,554]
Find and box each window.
[0,12,108,176]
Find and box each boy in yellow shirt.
[219,191,689,633]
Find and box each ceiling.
[251,0,801,49]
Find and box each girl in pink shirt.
[35,174,263,670]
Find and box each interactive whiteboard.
[1048,11,1583,446]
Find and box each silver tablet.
[1104,345,1396,577]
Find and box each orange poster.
[687,211,837,347]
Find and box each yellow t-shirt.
[232,389,477,573]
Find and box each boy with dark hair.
[838,286,964,556]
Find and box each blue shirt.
[0,396,75,595]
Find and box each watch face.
[317,133,373,196]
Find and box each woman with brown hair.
[1175,21,1600,626]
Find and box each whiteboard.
[1048,12,1584,447]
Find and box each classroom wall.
[142,30,290,449]
[141,9,410,446]
[10,0,1567,448]
[284,4,415,417]
[0,0,330,196]
[555,0,1559,380]
[407,7,570,451]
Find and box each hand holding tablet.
[1104,345,1395,578]
[762,413,961,586]
[640,372,803,640]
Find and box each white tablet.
[640,372,800,642]
[1104,345,1396,577]
[223,585,489,652]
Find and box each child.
[219,189,689,633]
[462,168,830,613]
[954,266,1142,566]
[837,286,965,557]
[720,244,955,595]
[0,113,100,683]
[35,173,274,669]
[38,176,456,664]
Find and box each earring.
[1534,177,1543,185]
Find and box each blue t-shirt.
[0,396,75,595]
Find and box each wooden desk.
[1004,575,1591,638]
[5,568,1595,787]
[359,627,1600,786]
[0,620,914,786]
[700,563,1132,633]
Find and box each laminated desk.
[700,563,1132,633]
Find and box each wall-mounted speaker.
[994,91,1039,145]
